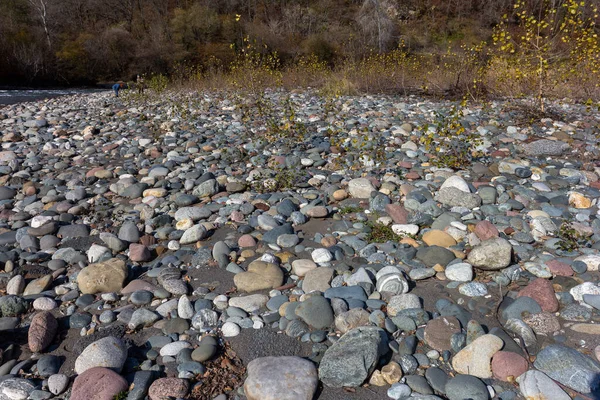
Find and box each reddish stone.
[254,203,270,211]
[545,260,574,277]
[366,176,380,188]
[491,351,529,382]
[230,210,245,222]
[86,167,103,178]
[140,235,156,247]
[506,211,520,217]
[238,234,257,248]
[70,367,128,400]
[28,311,58,353]
[491,150,509,157]
[398,161,413,169]
[148,378,189,400]
[504,227,515,235]
[385,204,409,224]
[272,156,286,166]
[405,172,420,180]
[474,220,499,241]
[590,181,600,190]
[129,243,151,262]
[518,278,559,312]
[121,279,157,294]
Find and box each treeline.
[0,0,598,95]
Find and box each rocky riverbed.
[0,89,600,400]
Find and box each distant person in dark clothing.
[136,75,145,94]
[112,82,124,97]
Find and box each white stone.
[222,321,241,337]
[570,282,600,303]
[228,294,269,313]
[391,224,419,236]
[159,341,192,356]
[445,263,473,282]
[6,275,24,295]
[291,259,317,277]
[311,248,333,264]
[440,175,470,193]
[177,295,195,319]
[87,244,111,263]
[33,297,57,311]
[179,224,207,244]
[348,178,376,198]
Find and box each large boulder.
[319,327,388,387]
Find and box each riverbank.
[0,90,599,399]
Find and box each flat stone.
[295,296,334,329]
[517,370,571,400]
[70,367,128,400]
[534,344,600,393]
[491,351,528,382]
[319,327,388,387]
[302,267,334,293]
[518,278,558,312]
[234,260,283,292]
[424,316,461,352]
[244,356,318,400]
[467,237,512,270]
[444,375,489,400]
[452,334,503,378]
[77,258,127,294]
[74,336,128,374]
[148,378,189,400]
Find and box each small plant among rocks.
[338,205,363,215]
[419,100,482,169]
[365,221,401,243]
[557,223,590,251]
[250,168,304,194]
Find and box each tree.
[492,0,600,110]
[357,0,396,52]
[27,0,52,49]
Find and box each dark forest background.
[0,0,531,86]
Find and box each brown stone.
[129,243,151,262]
[77,258,127,294]
[424,316,461,351]
[70,367,128,400]
[148,378,189,400]
[28,311,58,353]
[306,206,328,218]
[385,204,409,224]
[422,230,456,247]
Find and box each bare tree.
[27,0,52,49]
[357,0,396,52]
